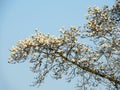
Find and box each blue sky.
[0,0,115,90]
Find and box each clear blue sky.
[0,0,115,90]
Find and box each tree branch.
[59,54,120,85]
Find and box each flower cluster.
[9,26,94,65]
[8,26,100,85]
[85,4,119,38]
[82,2,120,73]
[9,32,60,63]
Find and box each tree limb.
[59,53,120,85]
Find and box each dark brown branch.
[59,54,120,85]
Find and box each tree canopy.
[8,0,120,90]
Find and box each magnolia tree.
[8,0,120,90]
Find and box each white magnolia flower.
[63,30,67,34]
[92,58,97,61]
[71,59,76,62]
[58,50,63,54]
[77,60,84,63]
[70,26,76,30]
[101,44,107,48]
[102,37,106,41]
